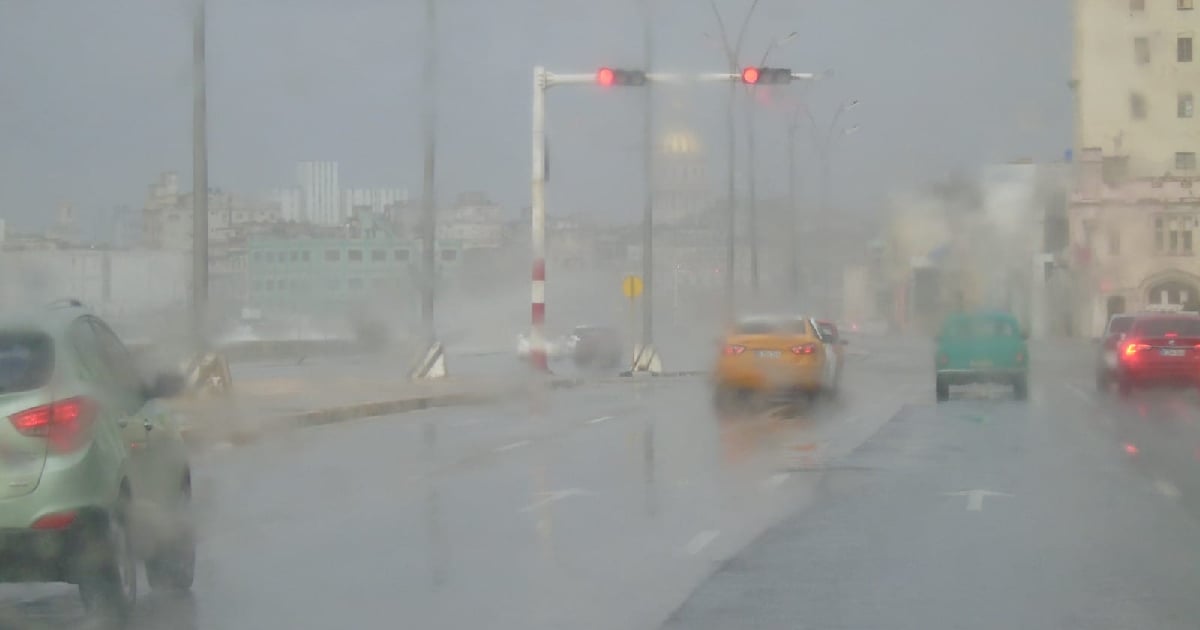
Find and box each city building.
[1074,0,1200,179]
[654,129,711,225]
[296,161,341,225]
[244,210,461,316]
[270,187,304,222]
[1068,1,1200,334]
[342,188,407,218]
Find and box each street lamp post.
[419,0,439,348]
[744,32,797,295]
[191,0,208,346]
[640,0,656,362]
[708,0,763,323]
[802,98,859,315]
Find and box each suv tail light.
[723,344,746,356]
[9,397,97,452]
[791,343,818,355]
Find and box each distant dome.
[660,130,702,155]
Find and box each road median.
[170,374,584,449]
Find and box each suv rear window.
[0,333,54,395]
[1132,317,1200,336]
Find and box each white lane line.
[493,440,531,453]
[1155,478,1182,499]
[587,415,615,425]
[762,472,790,490]
[685,530,720,555]
[519,488,587,513]
[1065,383,1091,404]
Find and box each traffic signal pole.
[528,67,815,373]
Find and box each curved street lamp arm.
[708,0,738,68]
[733,0,765,65]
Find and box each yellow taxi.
[713,315,832,407]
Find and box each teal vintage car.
[934,311,1029,402]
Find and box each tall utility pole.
[420,0,438,345]
[640,0,656,356]
[191,0,209,344]
[709,0,763,323]
[787,108,801,300]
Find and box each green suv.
[0,302,193,622]
[934,311,1029,402]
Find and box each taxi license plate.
[756,350,782,359]
[1161,348,1186,357]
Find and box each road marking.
[587,415,614,425]
[943,489,1013,512]
[519,488,587,513]
[685,530,720,555]
[493,440,531,453]
[1066,383,1091,404]
[762,472,790,490]
[1154,478,1182,499]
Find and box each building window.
[1182,0,1194,10]
[290,251,299,262]
[1132,0,1145,9]
[1135,37,1151,64]
[348,278,363,290]
[1131,92,1147,119]
[440,249,458,262]
[348,249,363,262]
[1180,93,1195,118]
[1177,151,1197,170]
[253,252,262,262]
[1180,36,1194,61]
[325,249,340,262]
[372,249,387,262]
[254,280,262,291]
[1155,215,1197,255]
[302,251,310,262]
[371,278,388,289]
[394,249,410,262]
[328,278,340,290]
[1108,231,1121,256]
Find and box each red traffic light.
[741,67,760,84]
[596,67,647,87]
[741,67,793,85]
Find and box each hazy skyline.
[0,0,1071,233]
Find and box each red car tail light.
[1124,341,1151,358]
[723,344,746,356]
[790,343,818,355]
[30,511,77,530]
[9,397,97,453]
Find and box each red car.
[1114,313,1200,396]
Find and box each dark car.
[1112,313,1200,396]
[568,326,622,370]
[1095,314,1135,391]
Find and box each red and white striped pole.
[530,66,550,372]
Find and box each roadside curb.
[179,375,584,449]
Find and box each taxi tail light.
[791,343,818,355]
[723,344,746,356]
[9,396,96,453]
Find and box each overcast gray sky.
[0,0,1070,233]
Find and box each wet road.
[7,341,1200,629]
[0,342,919,629]
[666,345,1200,629]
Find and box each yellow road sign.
[622,274,644,299]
